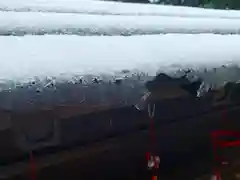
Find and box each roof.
[0,34,238,113]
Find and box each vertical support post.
[30,151,36,180]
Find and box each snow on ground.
[1,0,240,19]
[0,34,240,83]
[2,11,240,36]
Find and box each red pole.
[146,104,160,179]
[30,151,36,180]
[213,104,228,180]
[212,132,220,180]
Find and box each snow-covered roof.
[1,0,240,112]
[2,12,240,36]
[0,34,238,112]
[1,0,240,19]
[0,34,239,83]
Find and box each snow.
[0,34,239,110]
[0,34,240,83]
[1,0,240,19]
[2,11,240,36]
